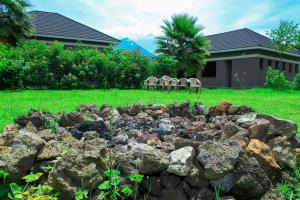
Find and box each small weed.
[75,188,89,200]
[213,182,220,200]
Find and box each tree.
[0,0,33,46]
[156,14,209,78]
[266,20,298,53]
[295,32,300,51]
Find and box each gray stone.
[115,134,128,145]
[131,144,169,174]
[37,140,67,161]
[259,188,285,200]
[228,105,255,115]
[236,112,257,125]
[174,138,201,152]
[211,173,234,194]
[220,196,236,200]
[59,112,83,127]
[38,129,55,141]
[49,141,109,200]
[141,176,161,196]
[0,130,46,181]
[185,166,209,188]
[160,171,181,189]
[249,118,271,141]
[83,131,99,140]
[258,114,297,139]
[160,189,187,200]
[167,146,195,176]
[232,153,271,199]
[268,136,296,168]
[159,118,175,133]
[222,123,239,139]
[198,140,242,179]
[190,188,214,200]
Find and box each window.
[296,65,299,74]
[289,63,293,73]
[275,61,279,69]
[202,61,216,77]
[259,58,264,70]
[282,62,286,71]
[268,60,272,67]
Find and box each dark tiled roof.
[206,28,300,55]
[30,11,119,44]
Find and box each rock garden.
[0,100,299,200]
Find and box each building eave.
[31,34,120,45]
[209,46,300,59]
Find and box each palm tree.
[156,14,209,78]
[0,0,33,46]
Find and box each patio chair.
[187,78,202,94]
[178,78,188,90]
[144,76,158,90]
[157,76,171,91]
[162,76,171,91]
[169,78,179,91]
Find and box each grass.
[0,88,299,134]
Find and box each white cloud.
[77,0,228,40]
[31,0,300,52]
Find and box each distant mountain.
[113,38,156,58]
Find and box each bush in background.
[153,54,177,77]
[265,67,291,90]
[293,73,300,90]
[0,40,155,89]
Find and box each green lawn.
[0,88,299,134]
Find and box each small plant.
[75,188,89,200]
[277,164,300,200]
[129,173,144,200]
[45,118,59,133]
[98,169,122,200]
[213,182,220,200]
[98,169,144,200]
[277,182,293,200]
[293,73,300,90]
[265,67,291,90]
[0,169,10,198]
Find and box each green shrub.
[0,40,154,89]
[153,54,177,77]
[293,73,300,90]
[265,67,291,90]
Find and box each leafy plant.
[98,169,144,200]
[293,73,300,90]
[129,173,143,200]
[265,67,291,90]
[98,169,122,200]
[0,169,10,198]
[277,182,293,200]
[75,188,89,200]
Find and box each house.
[113,38,156,58]
[29,11,119,49]
[201,28,300,88]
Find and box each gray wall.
[201,57,299,88]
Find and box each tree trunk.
[177,68,184,78]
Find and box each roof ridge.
[206,28,249,37]
[244,28,270,46]
[53,12,119,42]
[244,28,263,46]
[30,10,119,42]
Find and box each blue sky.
[29,0,300,53]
